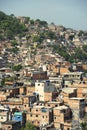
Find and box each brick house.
[53,105,72,130]
[26,105,53,127]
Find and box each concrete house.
[35,80,57,101]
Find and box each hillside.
[0,11,87,63]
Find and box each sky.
[0,0,87,31]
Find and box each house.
[45,101,63,108]
[60,87,77,105]
[44,92,58,102]
[0,97,23,111]
[63,72,84,86]
[0,67,12,73]
[0,91,8,101]
[19,85,35,96]
[1,121,21,130]
[26,105,53,127]
[12,112,26,126]
[0,86,20,97]
[69,82,87,112]
[22,95,36,110]
[31,71,48,80]
[68,97,85,119]
[53,105,72,130]
[0,105,11,123]
[35,80,57,101]
[59,67,70,75]
[49,76,63,89]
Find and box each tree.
[20,122,35,130]
[12,64,22,71]
[32,36,39,43]
[47,31,56,39]
[78,30,84,36]
[39,20,48,27]
[11,40,18,47]
[5,29,14,40]
[10,47,19,54]
[1,78,5,86]
[83,45,87,53]
[30,19,34,25]
[81,122,87,130]
[0,11,6,21]
[0,11,27,40]
[24,17,30,24]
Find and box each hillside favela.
[0,11,87,130]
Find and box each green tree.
[39,20,48,27]
[32,35,39,43]
[10,47,19,54]
[81,122,87,130]
[30,19,34,25]
[47,31,56,39]
[83,45,87,53]
[1,78,5,86]
[0,11,27,40]
[0,34,4,40]
[11,40,18,47]
[0,11,6,21]
[5,29,14,40]
[78,30,84,36]
[20,122,35,130]
[12,64,22,71]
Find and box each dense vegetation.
[20,122,35,130]
[81,122,87,130]
[0,11,27,40]
[53,44,87,63]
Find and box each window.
[30,108,31,112]
[54,117,56,119]
[30,114,32,117]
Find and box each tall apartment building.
[35,80,57,101]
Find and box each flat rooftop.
[47,101,61,104]
[62,87,76,94]
[69,97,85,100]
[2,120,20,125]
[54,105,68,110]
